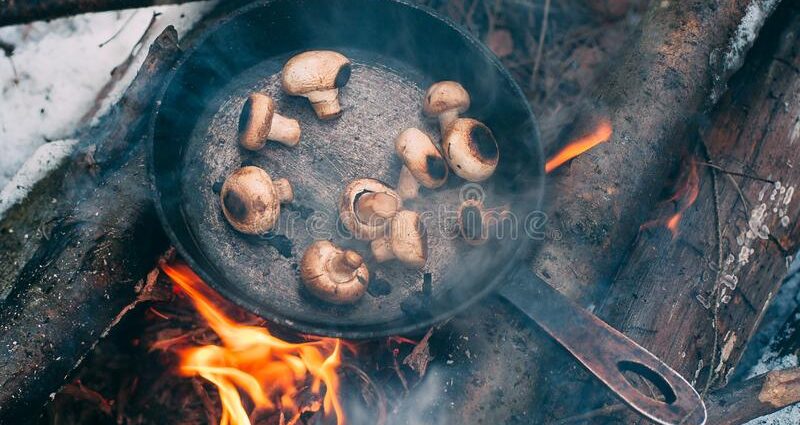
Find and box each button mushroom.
[281,50,351,120]
[395,128,449,200]
[457,199,510,245]
[370,210,428,268]
[238,93,301,150]
[443,118,499,182]
[339,178,402,240]
[220,166,294,235]
[423,81,470,134]
[300,240,369,304]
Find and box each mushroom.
[238,93,301,150]
[394,128,449,200]
[300,240,369,304]
[370,210,428,268]
[442,118,499,182]
[339,179,402,240]
[423,81,470,134]
[220,166,293,235]
[457,199,510,245]
[281,50,352,120]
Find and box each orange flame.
[664,160,700,237]
[161,262,347,425]
[545,120,613,173]
[641,159,700,238]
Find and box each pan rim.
[148,0,545,339]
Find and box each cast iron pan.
[149,1,706,423]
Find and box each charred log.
[0,0,197,27]
[0,28,179,421]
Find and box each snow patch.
[0,139,77,219]
[0,2,216,189]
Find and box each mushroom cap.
[443,118,499,182]
[389,210,428,268]
[220,166,281,235]
[395,128,448,189]
[423,81,470,117]
[281,50,352,95]
[339,178,402,240]
[238,93,275,151]
[300,240,369,305]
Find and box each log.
[0,0,196,27]
[706,367,800,425]
[0,28,179,421]
[533,0,781,304]
[599,0,800,395]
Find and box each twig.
[99,11,139,48]
[551,403,626,424]
[696,162,776,184]
[79,11,161,125]
[532,0,551,79]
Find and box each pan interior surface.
[151,0,543,337]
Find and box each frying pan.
[149,1,706,423]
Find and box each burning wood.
[640,158,701,238]
[160,262,349,425]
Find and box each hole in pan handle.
[497,267,707,425]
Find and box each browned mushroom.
[457,199,510,245]
[370,210,427,268]
[395,128,449,200]
[423,81,470,134]
[238,93,301,150]
[281,50,351,120]
[443,118,499,182]
[219,166,293,235]
[339,179,402,240]
[300,240,369,304]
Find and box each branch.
[0,0,198,27]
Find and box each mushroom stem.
[306,89,341,120]
[397,166,420,200]
[356,192,400,224]
[370,237,395,262]
[438,110,459,134]
[369,210,427,268]
[268,113,301,146]
[273,178,294,203]
[329,250,364,282]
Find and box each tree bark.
[0,27,179,421]
[0,0,196,27]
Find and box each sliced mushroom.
[423,81,470,134]
[238,93,301,150]
[370,210,428,268]
[339,179,402,240]
[457,199,510,245]
[281,50,351,120]
[443,118,499,182]
[220,166,293,235]
[300,240,369,304]
[395,128,448,200]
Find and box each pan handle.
[497,267,707,425]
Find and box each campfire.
[2,1,800,425]
[160,263,347,425]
